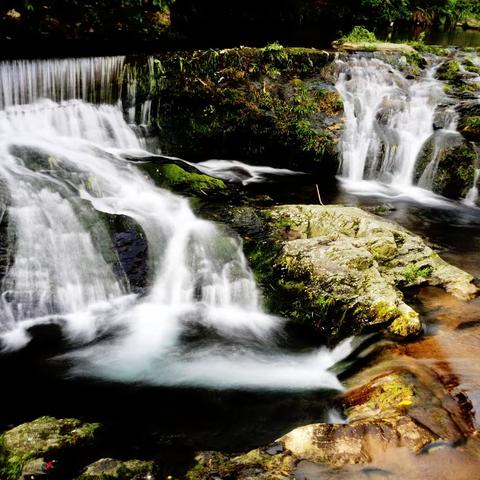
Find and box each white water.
[191,159,303,185]
[0,57,125,109]
[464,145,480,207]
[335,56,452,204]
[0,57,348,391]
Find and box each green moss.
[464,116,480,128]
[186,452,231,480]
[403,264,433,284]
[463,60,480,75]
[315,89,343,116]
[364,374,415,412]
[0,417,101,480]
[388,311,421,337]
[0,435,30,480]
[407,41,449,56]
[437,60,461,81]
[144,163,226,195]
[371,301,401,323]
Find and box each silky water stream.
[0,57,356,475]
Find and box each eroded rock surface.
[186,367,475,479]
[234,205,477,343]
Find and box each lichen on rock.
[185,366,474,478]
[78,458,155,479]
[231,204,477,343]
[0,416,99,480]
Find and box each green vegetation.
[403,264,433,284]
[0,434,29,480]
[142,163,226,196]
[465,116,480,127]
[2,0,175,41]
[0,417,100,480]
[357,0,480,29]
[340,26,377,43]
[148,47,339,172]
[3,0,479,44]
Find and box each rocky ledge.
[187,363,475,479]
[230,205,477,343]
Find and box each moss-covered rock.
[78,458,155,479]
[459,115,480,143]
[437,59,480,99]
[229,205,477,344]
[414,132,477,199]
[457,102,480,142]
[0,417,99,480]
[142,162,226,196]
[437,60,462,81]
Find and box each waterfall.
[0,57,348,390]
[0,57,126,109]
[464,145,480,207]
[335,56,449,201]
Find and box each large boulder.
[414,131,477,200]
[0,416,99,480]
[231,205,477,343]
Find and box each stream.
[0,49,480,478]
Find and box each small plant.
[465,116,480,128]
[262,42,288,65]
[403,264,433,284]
[340,26,377,44]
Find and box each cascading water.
[335,56,453,202]
[464,145,480,207]
[0,57,349,390]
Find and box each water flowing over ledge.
[0,55,350,391]
[335,54,479,206]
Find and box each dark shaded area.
[1,0,478,58]
[0,322,340,477]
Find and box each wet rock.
[186,368,474,479]
[0,416,99,480]
[436,60,463,82]
[415,131,477,200]
[143,163,226,197]
[457,102,480,142]
[235,205,477,343]
[21,458,49,478]
[78,458,155,479]
[98,213,149,294]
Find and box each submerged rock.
[234,205,477,343]
[78,458,155,479]
[0,416,99,480]
[186,367,474,478]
